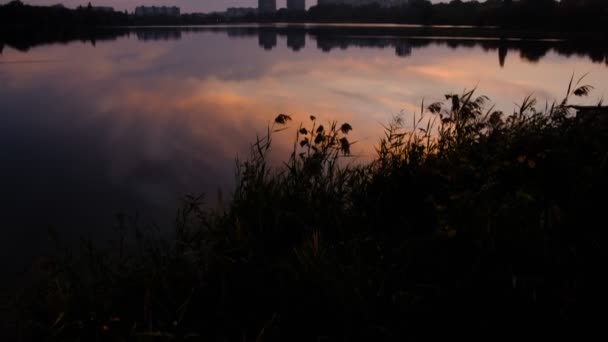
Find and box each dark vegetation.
[2,0,608,32]
[0,1,220,28]
[0,1,130,28]
[10,78,608,340]
[276,0,608,31]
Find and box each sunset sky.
[4,0,446,14]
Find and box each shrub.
[15,79,608,340]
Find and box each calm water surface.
[1,26,607,270]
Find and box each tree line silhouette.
[0,1,130,28]
[0,1,218,27]
[276,0,608,31]
[2,1,608,31]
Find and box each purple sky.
[5,1,446,14]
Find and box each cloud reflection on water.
[1,26,607,266]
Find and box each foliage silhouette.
[10,78,608,340]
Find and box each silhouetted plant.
[14,78,608,341]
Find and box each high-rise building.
[258,0,277,13]
[287,0,306,11]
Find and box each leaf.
[340,123,353,134]
[451,95,460,112]
[314,133,324,144]
[316,125,324,133]
[310,115,316,121]
[299,127,308,135]
[516,190,535,202]
[576,72,590,86]
[274,114,292,125]
[489,111,503,126]
[573,85,594,97]
[51,312,65,329]
[427,102,443,114]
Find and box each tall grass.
[13,79,608,341]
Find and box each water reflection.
[258,29,278,50]
[136,28,182,41]
[287,30,306,52]
[2,26,608,67]
[1,25,607,274]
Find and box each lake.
[1,24,607,273]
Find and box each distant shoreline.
[2,0,608,40]
[3,23,607,42]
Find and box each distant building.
[258,0,277,13]
[225,7,258,18]
[134,6,180,17]
[287,0,306,11]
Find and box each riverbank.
[9,82,608,340]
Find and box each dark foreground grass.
[12,80,608,341]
